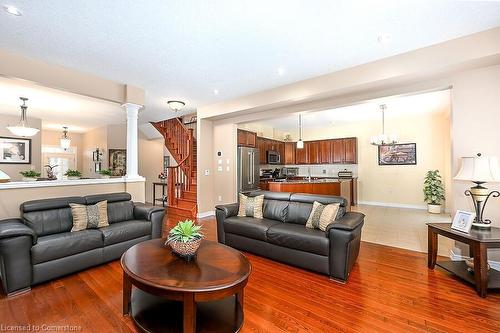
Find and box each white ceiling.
[0,77,124,133]
[242,89,451,130]
[0,1,499,124]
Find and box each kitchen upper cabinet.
[237,129,256,147]
[343,138,357,164]
[332,139,344,164]
[277,142,285,163]
[319,140,333,164]
[284,142,296,165]
[307,141,320,164]
[256,136,267,164]
[295,144,308,164]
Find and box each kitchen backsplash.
[260,164,358,177]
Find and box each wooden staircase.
[151,118,197,218]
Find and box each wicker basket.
[168,238,202,260]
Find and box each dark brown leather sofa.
[0,192,164,296]
[216,191,364,282]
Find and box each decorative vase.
[22,177,37,182]
[427,204,441,214]
[168,238,202,261]
[68,176,81,180]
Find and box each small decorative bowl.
[168,238,202,261]
[465,258,490,273]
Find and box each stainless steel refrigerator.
[238,146,260,193]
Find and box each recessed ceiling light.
[213,89,219,95]
[277,67,285,76]
[377,34,391,44]
[3,5,22,16]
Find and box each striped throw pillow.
[70,200,109,232]
[237,194,264,219]
[306,201,340,231]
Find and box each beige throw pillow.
[238,193,264,219]
[306,201,340,231]
[70,200,109,232]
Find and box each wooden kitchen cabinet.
[320,140,333,164]
[343,138,357,164]
[332,139,344,164]
[237,129,256,147]
[307,141,320,164]
[295,144,308,164]
[256,136,267,164]
[284,142,296,165]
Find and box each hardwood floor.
[1,212,500,332]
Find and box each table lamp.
[454,153,500,228]
[0,169,10,183]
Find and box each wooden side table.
[152,181,167,207]
[427,223,500,297]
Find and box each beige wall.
[213,123,238,207]
[107,123,127,150]
[0,114,42,181]
[82,126,108,177]
[138,132,164,204]
[41,130,84,172]
[197,119,214,212]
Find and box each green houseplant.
[99,169,113,179]
[424,170,445,214]
[64,169,82,180]
[19,170,41,182]
[166,220,203,260]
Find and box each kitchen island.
[268,178,353,208]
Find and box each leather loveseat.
[216,191,365,282]
[0,192,164,296]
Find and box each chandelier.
[60,126,71,150]
[370,104,398,146]
[6,97,40,137]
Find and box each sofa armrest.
[215,203,239,244]
[133,203,165,239]
[326,212,365,233]
[327,212,365,282]
[0,218,37,244]
[215,203,239,218]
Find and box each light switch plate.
[217,166,223,172]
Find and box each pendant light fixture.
[60,126,71,150]
[167,100,185,112]
[370,104,398,146]
[7,97,40,137]
[297,114,304,149]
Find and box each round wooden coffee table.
[121,239,251,333]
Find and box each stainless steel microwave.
[267,151,281,164]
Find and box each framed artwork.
[108,149,126,176]
[0,136,31,164]
[451,210,475,233]
[378,143,417,166]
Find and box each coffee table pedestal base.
[131,290,244,333]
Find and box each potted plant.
[99,169,113,179]
[166,220,203,260]
[19,170,41,182]
[64,169,82,180]
[424,170,445,214]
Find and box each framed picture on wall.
[378,143,417,166]
[109,149,126,176]
[0,136,31,164]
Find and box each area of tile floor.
[353,204,454,257]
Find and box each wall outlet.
[204,169,210,176]
[218,196,222,202]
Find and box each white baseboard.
[357,200,427,210]
[450,249,500,271]
[197,211,215,218]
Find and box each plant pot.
[427,204,442,214]
[67,176,81,180]
[168,238,202,261]
[22,177,37,182]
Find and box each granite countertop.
[269,178,351,184]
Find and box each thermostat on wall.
[217,151,223,157]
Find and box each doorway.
[41,146,77,179]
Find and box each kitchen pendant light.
[167,100,185,112]
[297,114,304,149]
[7,97,40,137]
[370,104,398,146]
[60,126,71,150]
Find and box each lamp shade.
[454,155,500,183]
[0,169,10,183]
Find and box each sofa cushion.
[238,194,264,219]
[224,216,281,241]
[267,223,329,256]
[99,220,151,246]
[70,201,109,232]
[84,193,134,224]
[31,229,103,264]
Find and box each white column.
[123,103,142,179]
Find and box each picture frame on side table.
[451,210,475,233]
[0,136,31,164]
